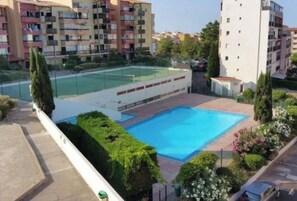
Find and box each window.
[239,17,242,20]
[226,31,230,36]
[225,43,229,48]
[227,18,230,23]
[225,56,229,61]
[240,3,242,6]
[237,56,240,59]
[239,30,241,33]
[238,43,240,46]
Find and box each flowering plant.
[183,168,230,201]
[233,128,267,156]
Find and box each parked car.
[238,181,279,201]
[190,59,207,72]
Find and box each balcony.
[138,20,145,25]
[121,20,134,26]
[122,29,134,35]
[138,29,145,34]
[0,42,9,48]
[60,29,90,35]
[139,38,146,43]
[0,29,8,35]
[122,38,134,44]
[102,29,111,34]
[45,16,56,22]
[47,40,58,46]
[23,41,43,48]
[43,51,61,57]
[138,10,145,16]
[22,28,41,35]
[120,9,134,15]
[61,50,77,55]
[61,39,91,46]
[21,16,40,23]
[0,16,6,23]
[46,28,57,34]
[59,18,88,24]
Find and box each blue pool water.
[126,106,247,162]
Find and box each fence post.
[165,185,167,201]
[221,148,223,167]
[75,73,78,95]
[18,70,21,99]
[159,190,161,201]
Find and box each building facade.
[0,0,154,67]
[215,0,287,94]
[289,27,297,54]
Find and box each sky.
[145,0,297,33]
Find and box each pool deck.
[121,93,259,200]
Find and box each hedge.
[272,78,297,90]
[58,111,161,200]
[284,97,297,108]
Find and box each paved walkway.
[0,124,45,201]
[3,101,98,201]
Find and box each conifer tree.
[30,48,55,117]
[207,41,220,86]
[254,72,272,123]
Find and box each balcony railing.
[138,29,145,34]
[46,28,57,34]
[47,40,58,46]
[139,38,145,43]
[45,16,56,22]
[138,10,145,16]
[138,20,145,25]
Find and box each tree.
[199,21,219,59]
[0,55,9,70]
[180,36,200,59]
[157,36,173,57]
[207,41,220,86]
[30,48,55,117]
[254,72,272,124]
[291,52,297,66]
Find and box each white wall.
[34,105,124,201]
[67,68,192,111]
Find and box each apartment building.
[111,0,154,59]
[289,27,297,54]
[280,26,291,71]
[0,0,154,66]
[212,0,287,96]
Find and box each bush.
[0,95,17,120]
[288,106,297,127]
[244,154,265,170]
[155,57,171,67]
[175,152,218,184]
[233,128,268,156]
[272,89,287,102]
[227,159,248,192]
[284,97,297,108]
[242,88,255,103]
[191,151,218,169]
[77,62,100,70]
[59,111,161,200]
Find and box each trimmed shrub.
[191,151,218,170]
[272,89,287,102]
[272,78,297,90]
[244,154,265,170]
[284,97,297,108]
[175,152,218,184]
[155,57,171,67]
[59,111,161,200]
[242,88,254,103]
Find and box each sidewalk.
[3,101,98,201]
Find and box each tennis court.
[0,66,184,101]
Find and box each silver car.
[239,181,279,201]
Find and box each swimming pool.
[126,106,247,162]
